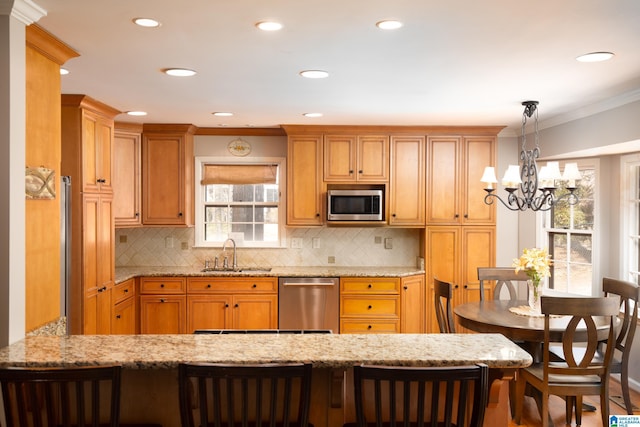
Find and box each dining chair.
[477,267,528,301]
[434,277,456,333]
[178,362,313,427]
[0,365,122,427]
[344,363,489,427]
[548,277,639,414]
[513,295,620,427]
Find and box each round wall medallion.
[227,138,252,156]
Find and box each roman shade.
[201,164,278,185]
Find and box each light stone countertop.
[0,334,532,370]
[115,266,425,284]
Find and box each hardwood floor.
[508,378,639,426]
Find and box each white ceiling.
[34,0,640,134]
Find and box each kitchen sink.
[200,267,272,273]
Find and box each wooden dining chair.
[477,267,528,301]
[0,365,122,427]
[434,278,456,333]
[344,363,489,427]
[513,296,620,427]
[178,362,313,427]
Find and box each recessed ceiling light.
[212,112,233,117]
[256,21,283,31]
[376,20,403,30]
[126,111,147,116]
[576,52,614,62]
[60,67,69,75]
[299,70,329,79]
[133,17,161,28]
[303,113,323,118]
[164,68,197,77]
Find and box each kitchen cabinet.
[286,134,323,226]
[388,135,425,226]
[426,136,495,225]
[139,277,186,334]
[340,277,400,333]
[111,278,136,334]
[425,226,495,333]
[141,124,195,226]
[61,95,119,335]
[113,123,142,227]
[323,135,389,182]
[186,277,278,332]
[400,274,425,333]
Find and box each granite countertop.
[115,266,425,284]
[0,334,531,370]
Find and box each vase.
[527,279,541,313]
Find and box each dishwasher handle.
[281,282,336,287]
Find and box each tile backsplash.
[115,227,421,268]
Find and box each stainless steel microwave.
[327,189,384,221]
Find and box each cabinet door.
[425,226,460,333]
[139,295,186,334]
[462,137,496,225]
[460,227,495,305]
[84,287,111,334]
[81,111,113,193]
[187,295,231,333]
[389,136,425,226]
[97,195,114,294]
[357,135,389,181]
[400,275,425,333]
[112,296,136,335]
[287,135,323,225]
[142,132,192,226]
[324,135,356,181]
[113,127,141,227]
[232,295,278,329]
[426,136,460,224]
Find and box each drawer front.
[139,277,186,294]
[187,277,277,293]
[341,296,399,317]
[341,277,400,294]
[112,279,135,305]
[340,319,399,334]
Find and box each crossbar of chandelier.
[481,101,582,211]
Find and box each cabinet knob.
[392,213,396,218]
[454,214,460,218]
[349,170,354,174]
[367,325,372,329]
[234,303,239,308]
[207,284,211,288]
[225,304,229,308]
[464,214,468,218]
[358,170,363,174]
[252,284,257,288]
[368,284,372,288]
[454,284,459,289]
[124,289,129,293]
[403,286,408,290]
[368,305,372,310]
[315,213,320,217]
[115,315,121,319]
[135,212,139,217]
[160,284,165,288]
[178,212,183,217]
[160,298,165,303]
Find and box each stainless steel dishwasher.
[278,277,340,333]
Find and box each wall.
[115,133,421,268]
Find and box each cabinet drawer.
[139,277,185,294]
[341,296,399,317]
[187,277,277,293]
[112,279,135,305]
[340,319,399,334]
[340,278,400,294]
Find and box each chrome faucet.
[222,238,238,270]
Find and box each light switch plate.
[291,238,303,248]
[384,238,393,249]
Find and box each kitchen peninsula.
[0,333,531,427]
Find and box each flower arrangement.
[513,247,552,312]
[512,247,553,284]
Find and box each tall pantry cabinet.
[424,132,499,333]
[61,95,119,335]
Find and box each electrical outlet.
[181,241,189,250]
[374,236,382,244]
[119,235,127,243]
[165,237,174,248]
[328,256,336,264]
[291,238,303,248]
[312,237,320,248]
[384,238,393,249]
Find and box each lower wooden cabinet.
[340,277,400,333]
[111,278,136,334]
[400,274,426,333]
[186,277,278,332]
[139,277,187,334]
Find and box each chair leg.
[601,385,611,427]
[565,396,573,424]
[513,374,526,425]
[622,364,633,414]
[540,391,549,427]
[575,395,583,426]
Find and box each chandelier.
[480,101,582,211]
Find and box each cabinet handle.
[454,214,460,218]
[349,170,354,174]
[116,315,121,319]
[464,214,468,218]
[160,298,165,303]
[358,170,363,174]
[124,289,129,293]
[403,286,408,290]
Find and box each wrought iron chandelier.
[481,101,581,211]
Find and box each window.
[622,153,640,284]
[541,161,597,295]
[194,158,286,248]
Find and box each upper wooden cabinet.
[113,123,142,227]
[62,95,119,194]
[141,124,195,226]
[388,136,425,226]
[426,135,496,225]
[323,135,389,182]
[286,134,323,226]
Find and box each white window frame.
[620,152,640,284]
[193,156,287,248]
[537,158,600,295]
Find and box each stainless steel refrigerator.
[60,176,71,334]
